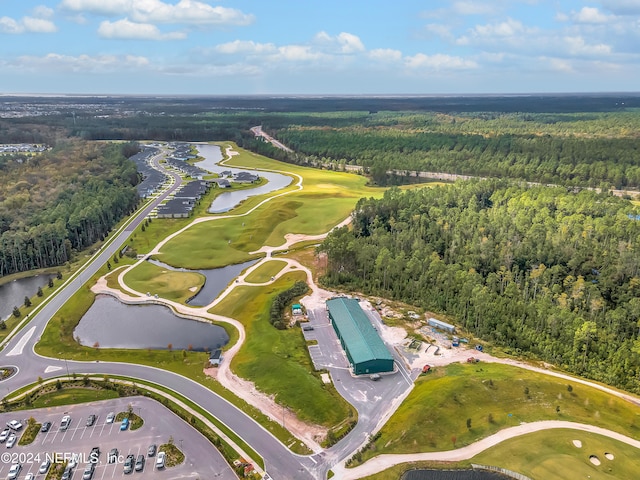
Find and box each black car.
[108,448,118,464]
[40,421,52,433]
[134,455,145,472]
[89,447,100,464]
[123,454,135,474]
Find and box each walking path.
[334,420,640,479]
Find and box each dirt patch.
[589,455,601,466]
[572,439,582,448]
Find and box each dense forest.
[262,111,640,189]
[319,181,640,392]
[0,141,140,276]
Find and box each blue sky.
[1,0,638,95]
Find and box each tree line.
[319,181,640,392]
[0,141,140,276]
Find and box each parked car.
[25,473,35,480]
[6,420,22,431]
[61,466,73,480]
[108,448,119,463]
[6,463,21,480]
[155,451,166,469]
[40,421,52,433]
[82,463,94,480]
[89,447,100,464]
[123,454,135,474]
[86,414,97,427]
[67,454,79,469]
[6,433,17,448]
[60,415,71,431]
[0,428,10,442]
[105,412,115,424]
[147,444,157,457]
[135,454,145,472]
[120,417,129,431]
[38,460,51,474]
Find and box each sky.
[1,0,639,95]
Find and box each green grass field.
[244,260,288,283]
[210,271,355,428]
[32,388,119,408]
[359,362,640,463]
[123,261,205,303]
[475,429,640,480]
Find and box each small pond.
[403,470,510,480]
[194,144,293,213]
[0,274,55,320]
[74,295,229,351]
[147,258,258,306]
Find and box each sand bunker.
[572,440,582,448]
[589,455,601,466]
[605,452,614,460]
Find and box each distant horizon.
[2,1,639,95]
[3,91,640,99]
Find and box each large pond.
[74,295,228,351]
[0,274,55,320]
[403,470,510,480]
[194,144,293,213]
[147,258,258,306]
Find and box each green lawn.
[32,388,119,408]
[244,260,288,283]
[210,272,355,428]
[123,261,205,303]
[360,362,640,462]
[474,429,640,480]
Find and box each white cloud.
[368,48,403,62]
[313,31,365,54]
[422,23,454,41]
[0,15,57,34]
[405,53,477,70]
[32,6,55,18]
[571,7,611,24]
[274,45,324,62]
[98,18,186,40]
[13,53,149,73]
[564,36,612,56]
[59,0,254,26]
[214,40,276,55]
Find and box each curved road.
[2,143,638,480]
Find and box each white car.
[105,412,115,424]
[6,463,21,480]
[6,420,22,431]
[38,460,51,474]
[155,451,166,469]
[0,428,9,443]
[6,433,17,448]
[25,473,35,480]
[60,415,71,431]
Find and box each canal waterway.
[74,295,229,351]
[403,469,511,480]
[194,144,293,213]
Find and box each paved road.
[0,147,327,479]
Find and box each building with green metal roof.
[326,297,395,375]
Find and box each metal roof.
[326,297,394,365]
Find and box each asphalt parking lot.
[0,396,235,480]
